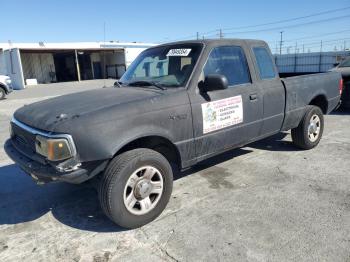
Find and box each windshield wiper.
[127,80,167,90]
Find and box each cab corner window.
[203,46,251,87]
[253,47,276,79]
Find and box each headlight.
[5,78,11,84]
[35,135,73,161]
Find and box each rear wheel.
[0,88,5,100]
[291,106,324,149]
[98,148,173,229]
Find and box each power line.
[221,6,350,31]
[270,36,350,49]
[222,15,350,36]
[162,5,350,42]
[272,37,350,52]
[283,29,350,43]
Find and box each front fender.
[110,125,176,156]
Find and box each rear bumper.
[328,95,342,113]
[4,139,107,184]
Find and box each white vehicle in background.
[0,75,13,99]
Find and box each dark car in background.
[331,57,350,108]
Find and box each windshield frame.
[120,42,205,89]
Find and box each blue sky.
[1,0,350,53]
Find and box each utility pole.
[319,40,323,72]
[279,31,284,55]
[302,44,305,53]
[219,29,223,39]
[196,32,199,40]
[344,40,346,51]
[294,42,298,72]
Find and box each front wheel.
[98,148,173,229]
[291,106,324,149]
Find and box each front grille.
[11,122,37,153]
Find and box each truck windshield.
[339,58,350,68]
[120,44,203,88]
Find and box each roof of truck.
[156,38,267,47]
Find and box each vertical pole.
[303,44,305,53]
[75,49,81,82]
[196,32,199,40]
[103,22,106,82]
[294,42,297,73]
[344,40,346,51]
[279,31,284,55]
[319,40,323,72]
[219,29,223,39]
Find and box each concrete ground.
[0,81,349,262]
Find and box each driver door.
[189,45,263,160]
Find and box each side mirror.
[199,74,228,92]
[333,63,340,67]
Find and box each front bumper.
[5,82,13,94]
[4,139,107,184]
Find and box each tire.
[291,105,324,150]
[0,88,5,100]
[98,148,173,229]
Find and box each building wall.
[0,51,7,75]
[0,43,152,87]
[21,53,56,84]
[275,51,350,73]
[3,49,25,89]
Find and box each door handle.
[250,94,258,101]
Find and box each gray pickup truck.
[5,39,342,228]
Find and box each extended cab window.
[203,46,251,87]
[253,47,276,79]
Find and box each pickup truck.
[0,75,13,99]
[5,39,342,228]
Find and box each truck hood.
[14,87,163,132]
[0,75,10,83]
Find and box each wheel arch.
[308,94,328,114]
[0,83,7,94]
[113,135,182,169]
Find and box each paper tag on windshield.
[166,49,191,56]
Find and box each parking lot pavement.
[0,84,349,262]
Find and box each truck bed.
[281,71,341,131]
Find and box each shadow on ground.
[331,106,350,115]
[0,164,123,233]
[247,132,297,152]
[0,132,295,232]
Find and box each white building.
[0,41,155,90]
